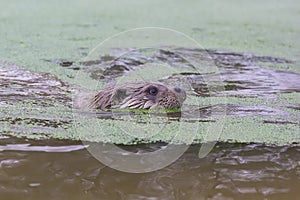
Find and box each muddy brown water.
[0,48,300,199]
[1,138,300,200]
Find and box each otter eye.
[148,86,158,95]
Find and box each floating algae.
[1,48,299,145]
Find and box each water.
[0,48,300,199]
[1,138,299,199]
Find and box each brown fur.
[89,81,186,110]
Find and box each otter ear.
[111,88,130,105]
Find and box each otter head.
[90,82,186,110]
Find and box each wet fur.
[89,81,185,110]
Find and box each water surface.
[1,47,300,199]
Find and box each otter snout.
[171,86,186,105]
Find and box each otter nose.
[172,86,186,104]
[174,87,182,93]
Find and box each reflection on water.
[0,138,299,199]
[1,48,300,199]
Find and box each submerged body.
[89,81,186,110]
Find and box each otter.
[89,81,186,110]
